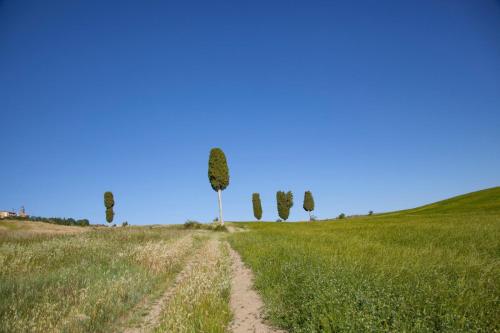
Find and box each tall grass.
[155,240,232,333]
[229,214,500,332]
[0,227,195,333]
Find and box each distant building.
[19,206,28,218]
[0,210,17,218]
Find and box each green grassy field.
[1,187,498,332]
[229,187,500,332]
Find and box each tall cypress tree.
[252,193,263,221]
[303,190,315,221]
[104,191,115,224]
[276,191,293,221]
[208,148,229,225]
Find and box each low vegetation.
[155,240,232,332]
[0,226,196,332]
[183,220,228,232]
[1,187,498,332]
[1,215,90,227]
[229,187,500,332]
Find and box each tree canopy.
[208,148,229,191]
[252,193,263,220]
[277,191,293,221]
[104,191,115,224]
[303,191,315,212]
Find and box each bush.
[184,220,202,229]
[368,210,374,216]
[310,215,317,221]
[276,219,283,223]
[338,213,346,219]
[210,224,228,232]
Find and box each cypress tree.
[252,193,263,221]
[303,191,315,221]
[208,148,230,225]
[104,191,115,224]
[276,191,293,221]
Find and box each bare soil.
[228,246,285,333]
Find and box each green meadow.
[229,187,500,332]
[0,187,498,332]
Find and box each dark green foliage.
[0,215,90,226]
[104,191,115,224]
[277,191,293,221]
[338,213,346,219]
[104,191,114,209]
[303,191,315,219]
[208,148,229,191]
[122,221,128,227]
[368,210,374,216]
[303,191,315,212]
[252,193,263,220]
[106,208,114,223]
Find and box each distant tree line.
[1,215,90,226]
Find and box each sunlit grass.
[0,227,195,333]
[229,213,500,332]
[155,240,232,333]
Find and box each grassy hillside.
[0,220,87,241]
[384,186,500,216]
[229,188,500,332]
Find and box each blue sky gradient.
[1,0,499,224]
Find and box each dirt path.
[228,246,285,333]
[123,245,202,333]
[122,231,285,333]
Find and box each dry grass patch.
[0,226,196,333]
[154,240,232,333]
[0,220,87,240]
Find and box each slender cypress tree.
[104,191,115,224]
[208,148,229,225]
[252,193,263,221]
[303,191,315,221]
[276,191,293,221]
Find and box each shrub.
[368,210,374,216]
[211,224,228,232]
[184,220,202,229]
[338,213,346,219]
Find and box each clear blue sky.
[1,0,499,224]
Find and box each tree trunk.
[308,211,311,221]
[218,189,224,225]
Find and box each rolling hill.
[385,186,500,216]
